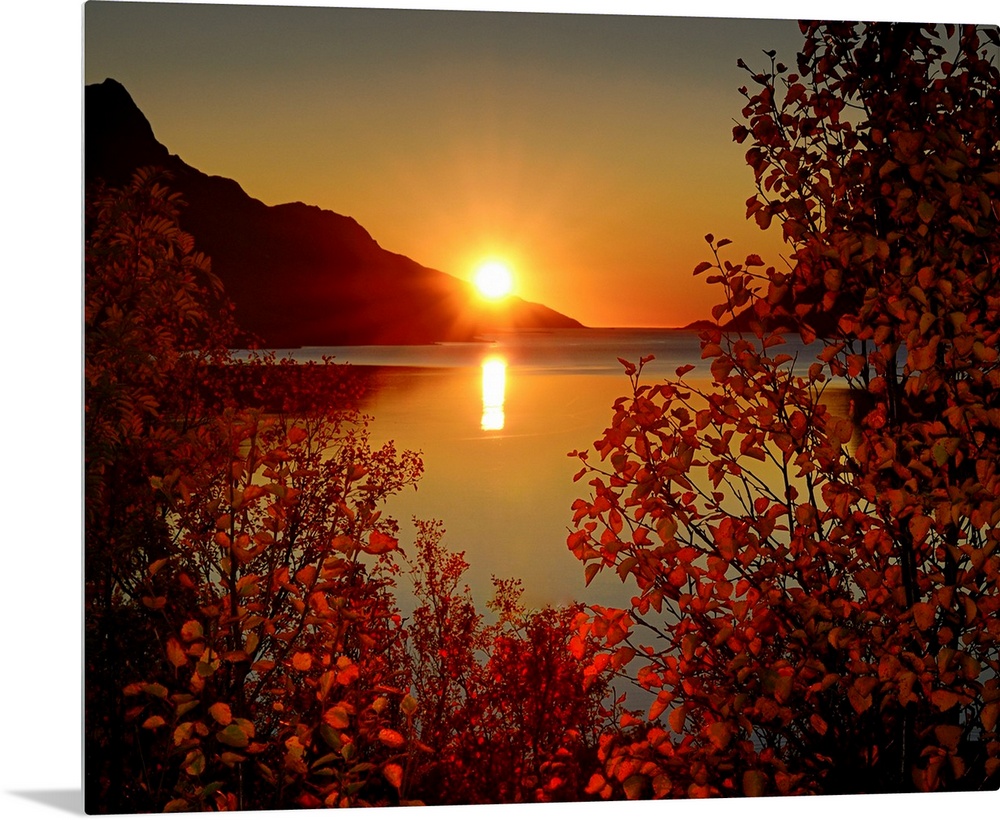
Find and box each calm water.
[277,328,821,613]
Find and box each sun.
[473,261,514,300]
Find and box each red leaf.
[364,531,398,555]
[378,728,406,749]
[384,763,403,790]
[242,484,265,503]
[707,721,731,750]
[912,601,936,631]
[931,690,960,711]
[649,692,671,722]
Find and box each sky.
[82,2,812,327]
[81,3,1000,328]
[4,2,999,820]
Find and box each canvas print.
[83,1,1000,813]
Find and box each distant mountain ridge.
[85,78,583,346]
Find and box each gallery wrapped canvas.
[81,1,999,814]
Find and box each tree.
[85,168,239,811]
[85,169,425,811]
[569,22,1000,797]
[124,407,423,811]
[403,520,615,804]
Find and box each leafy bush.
[569,22,1000,797]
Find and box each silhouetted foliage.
[403,520,614,803]
[85,168,239,811]
[85,170,425,811]
[570,21,1000,797]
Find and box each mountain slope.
[84,79,583,346]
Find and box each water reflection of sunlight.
[481,355,507,431]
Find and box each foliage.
[403,519,616,803]
[84,168,240,812]
[124,408,423,811]
[84,169,610,812]
[569,22,1000,797]
[85,168,237,609]
[84,169,425,811]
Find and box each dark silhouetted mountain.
[85,78,583,346]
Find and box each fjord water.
[282,328,815,612]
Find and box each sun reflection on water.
[481,355,507,431]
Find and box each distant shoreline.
[241,325,705,352]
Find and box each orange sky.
[82,2,950,327]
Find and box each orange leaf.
[378,728,406,749]
[774,673,793,704]
[166,637,187,668]
[908,515,934,543]
[364,531,398,555]
[295,565,317,588]
[335,658,360,685]
[612,646,636,670]
[931,690,960,711]
[648,692,670,722]
[912,602,936,631]
[180,620,204,642]
[383,763,403,790]
[623,775,645,800]
[209,702,233,726]
[241,484,265,503]
[707,721,731,750]
[216,723,249,748]
[981,701,999,732]
[743,769,766,797]
[324,705,351,729]
[848,682,873,714]
[934,724,962,751]
[148,557,171,576]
